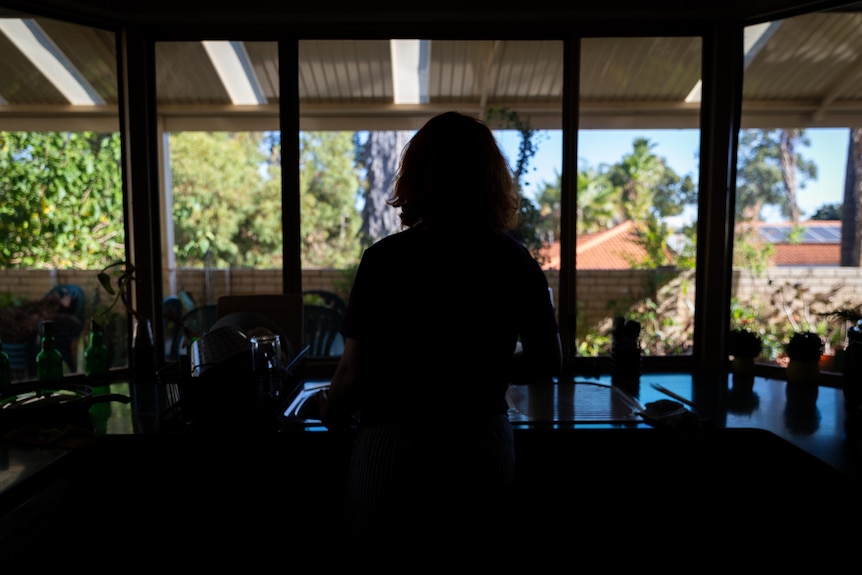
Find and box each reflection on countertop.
[4,372,862,479]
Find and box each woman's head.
[389,111,518,231]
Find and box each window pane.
[735,11,862,371]
[156,41,282,359]
[298,39,563,359]
[0,15,124,381]
[577,37,702,358]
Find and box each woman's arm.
[509,331,562,384]
[318,336,361,431]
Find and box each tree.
[733,129,817,275]
[0,131,124,269]
[575,166,619,234]
[841,128,862,266]
[170,132,270,268]
[605,138,664,223]
[736,129,816,223]
[534,173,562,241]
[359,130,411,247]
[603,137,697,269]
[484,108,547,258]
[810,202,842,220]
[299,131,363,268]
[233,131,284,267]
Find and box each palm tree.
[576,167,620,235]
[605,137,664,222]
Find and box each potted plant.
[96,260,156,378]
[817,306,862,372]
[784,331,824,395]
[728,328,762,372]
[97,260,140,322]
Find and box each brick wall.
[1,266,859,337]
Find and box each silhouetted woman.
[320,111,562,545]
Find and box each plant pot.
[785,359,820,385]
[731,356,756,376]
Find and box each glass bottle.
[36,320,64,384]
[85,320,110,383]
[0,339,11,392]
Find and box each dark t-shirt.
[341,226,558,423]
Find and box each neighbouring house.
[540,219,842,270]
[541,220,678,270]
[754,220,841,266]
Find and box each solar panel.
[757,223,841,244]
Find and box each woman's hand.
[315,388,329,418]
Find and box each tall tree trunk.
[360,131,412,247]
[840,128,862,266]
[779,129,800,224]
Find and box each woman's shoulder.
[491,231,535,256]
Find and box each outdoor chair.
[302,290,346,357]
[43,284,86,372]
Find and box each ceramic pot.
[785,359,819,385]
[785,379,819,406]
[731,356,756,377]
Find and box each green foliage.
[534,175,562,242]
[300,131,364,268]
[810,203,842,220]
[484,107,546,258]
[0,292,28,308]
[96,260,138,321]
[0,131,125,269]
[577,332,612,357]
[617,296,690,356]
[628,216,674,269]
[736,129,816,221]
[785,224,806,244]
[732,280,856,359]
[575,166,619,235]
[604,137,696,224]
[170,132,276,268]
[732,223,774,276]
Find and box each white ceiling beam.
[390,39,430,104]
[0,18,104,106]
[202,40,267,106]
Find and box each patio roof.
[3,3,862,132]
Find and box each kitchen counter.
[3,371,862,561]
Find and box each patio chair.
[44,284,86,372]
[302,290,346,356]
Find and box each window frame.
[4,4,846,385]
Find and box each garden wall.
[1,266,859,340]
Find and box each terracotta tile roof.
[541,221,659,270]
[539,219,843,270]
[770,243,840,266]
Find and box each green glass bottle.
[85,320,110,383]
[0,339,11,392]
[36,320,64,384]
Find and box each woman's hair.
[389,111,519,231]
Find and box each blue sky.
[496,127,849,222]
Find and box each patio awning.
[3,4,862,132]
